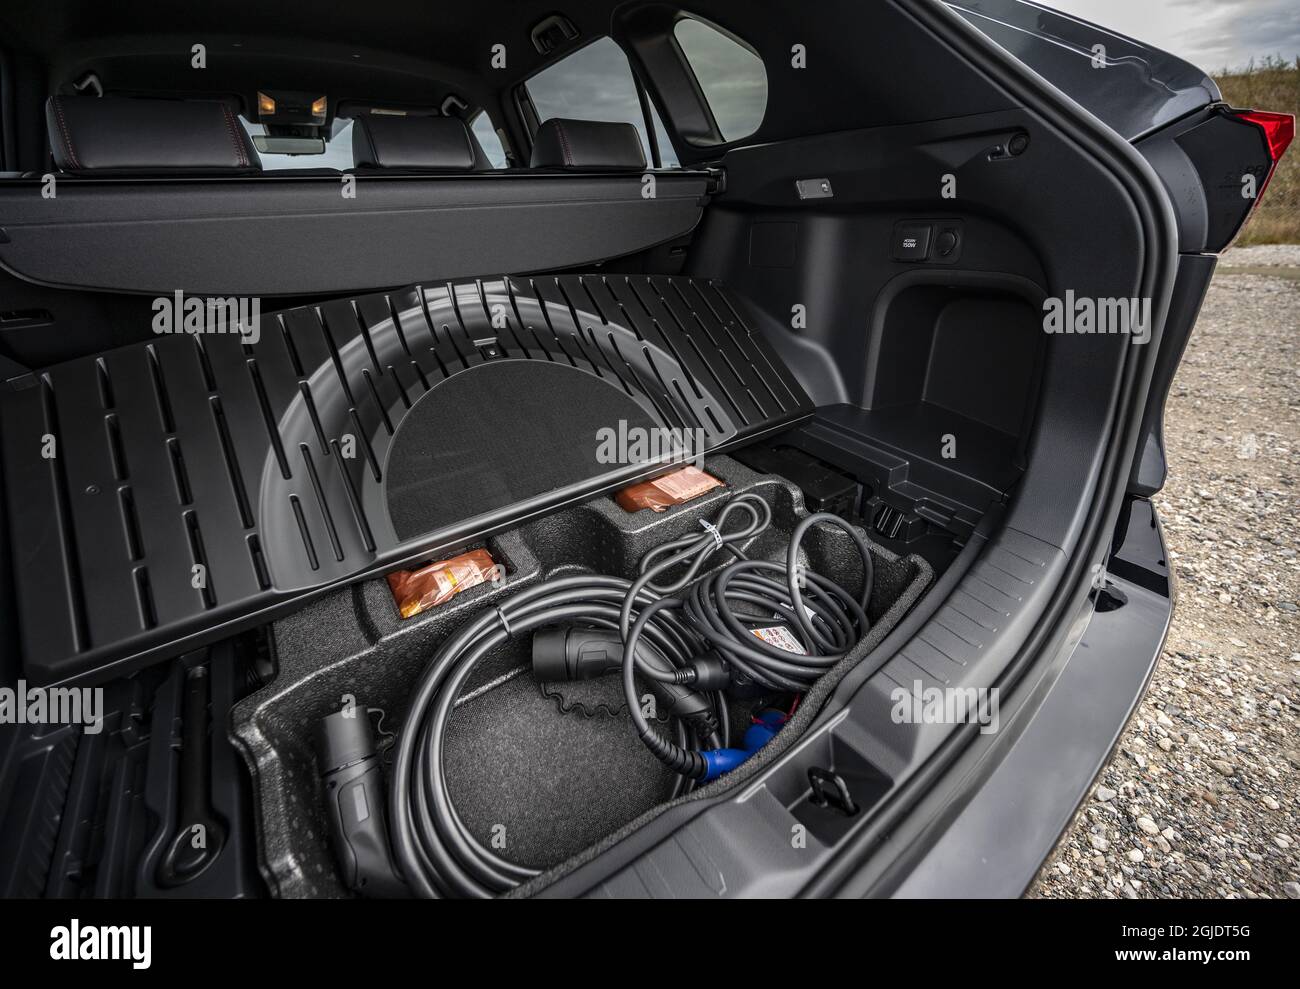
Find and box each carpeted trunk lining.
[444,668,680,868]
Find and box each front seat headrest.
[350,114,490,170]
[45,95,261,173]
[529,118,646,169]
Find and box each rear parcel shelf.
[0,170,713,296]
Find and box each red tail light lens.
[1233,110,1294,203]
[1237,110,1295,163]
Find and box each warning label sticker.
[751,625,806,655]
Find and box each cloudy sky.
[1043,0,1299,71]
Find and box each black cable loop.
[389,494,876,897]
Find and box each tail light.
[1232,109,1294,204]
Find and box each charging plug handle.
[317,709,407,897]
[532,626,717,732]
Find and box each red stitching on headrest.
[219,104,247,168]
[52,97,81,170]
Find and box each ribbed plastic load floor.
[1,274,811,684]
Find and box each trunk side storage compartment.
[230,456,931,897]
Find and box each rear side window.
[525,37,679,167]
[674,17,767,143]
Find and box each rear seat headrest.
[45,95,261,174]
[351,114,489,170]
[530,118,646,169]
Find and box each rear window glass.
[239,116,355,170]
[525,36,678,167]
[673,18,767,143]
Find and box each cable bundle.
[389,492,875,897]
[618,494,874,784]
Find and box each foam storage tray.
[229,456,931,897]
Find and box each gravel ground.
[1220,243,1300,268]
[1031,245,1300,900]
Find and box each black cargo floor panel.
[1,274,810,684]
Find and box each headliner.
[0,1,1014,156]
[0,1,624,84]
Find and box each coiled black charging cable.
[388,491,874,897]
[618,493,874,782]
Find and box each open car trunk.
[0,0,1284,899]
